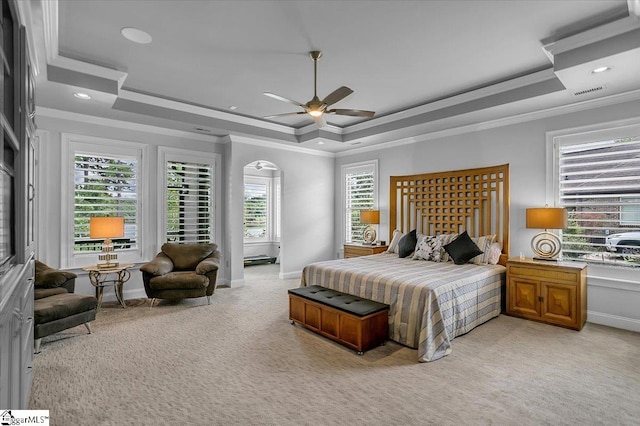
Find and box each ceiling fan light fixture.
[263,50,375,127]
[121,27,152,44]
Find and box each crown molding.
[36,106,220,142]
[228,134,335,158]
[336,86,640,157]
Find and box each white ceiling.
[22,0,640,153]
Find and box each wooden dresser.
[506,258,587,330]
[343,244,388,258]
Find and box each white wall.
[334,98,640,332]
[225,136,335,286]
[35,114,224,301]
[35,114,335,301]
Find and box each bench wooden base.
[289,293,388,355]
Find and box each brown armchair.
[140,243,220,306]
[34,260,98,353]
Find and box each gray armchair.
[140,243,220,306]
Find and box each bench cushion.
[34,293,98,324]
[288,285,389,317]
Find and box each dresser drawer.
[508,265,579,284]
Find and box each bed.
[301,164,510,362]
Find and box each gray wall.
[335,98,640,332]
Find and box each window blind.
[345,166,375,243]
[166,160,213,243]
[559,136,640,266]
[74,154,138,252]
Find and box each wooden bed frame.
[389,164,510,264]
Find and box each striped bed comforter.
[301,253,505,362]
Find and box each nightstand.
[344,244,389,258]
[506,258,587,330]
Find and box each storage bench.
[288,285,389,355]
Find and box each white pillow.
[470,234,497,264]
[386,229,404,254]
[487,242,502,265]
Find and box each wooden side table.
[82,263,135,310]
[506,258,587,330]
[344,244,389,258]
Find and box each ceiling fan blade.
[263,92,305,107]
[321,86,353,107]
[312,114,327,128]
[327,108,375,118]
[263,112,307,119]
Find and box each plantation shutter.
[558,136,640,265]
[244,180,268,239]
[345,165,375,243]
[74,154,138,252]
[166,160,213,243]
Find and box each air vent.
[573,86,604,96]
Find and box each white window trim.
[61,133,148,269]
[546,117,640,285]
[157,147,220,250]
[340,159,379,245]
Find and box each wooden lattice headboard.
[389,164,510,257]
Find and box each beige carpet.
[30,264,640,426]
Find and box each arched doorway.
[242,160,282,276]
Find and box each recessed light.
[228,105,237,110]
[121,27,152,44]
[73,92,91,100]
[317,141,325,145]
[591,66,611,74]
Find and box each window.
[342,161,378,244]
[159,147,216,246]
[73,153,138,253]
[244,177,269,240]
[555,129,640,267]
[165,160,213,243]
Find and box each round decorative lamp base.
[531,231,561,260]
[362,226,377,245]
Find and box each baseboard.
[279,270,301,280]
[229,279,244,288]
[587,310,640,333]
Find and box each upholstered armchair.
[140,243,221,306]
[34,260,98,353]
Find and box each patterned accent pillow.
[470,234,497,264]
[414,233,457,262]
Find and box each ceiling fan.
[263,51,375,128]
[252,161,277,171]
